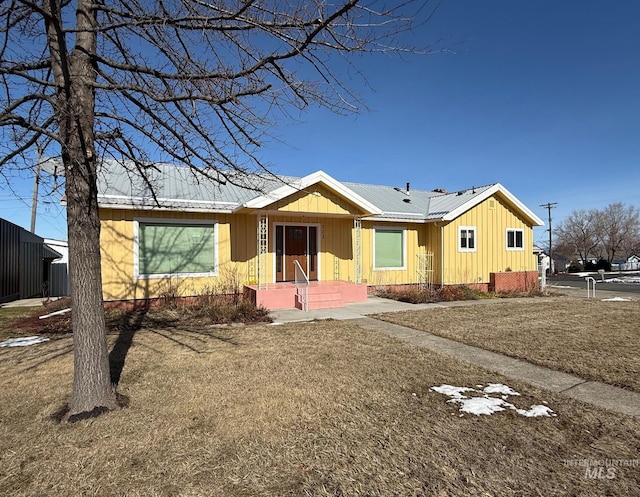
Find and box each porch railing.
[294,260,309,312]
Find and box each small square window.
[459,227,476,252]
[506,229,524,250]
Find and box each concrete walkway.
[271,294,640,418]
[0,297,64,308]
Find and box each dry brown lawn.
[1,309,639,496]
[0,307,42,341]
[374,297,640,392]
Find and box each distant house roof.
[533,244,546,255]
[94,160,544,226]
[43,244,62,260]
[44,239,68,263]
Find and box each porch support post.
[257,212,269,290]
[354,217,362,284]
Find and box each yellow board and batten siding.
[268,185,367,284]
[424,222,443,285]
[99,187,538,301]
[99,187,365,300]
[440,194,537,286]
[360,221,426,287]
[266,214,355,282]
[272,185,362,216]
[100,208,257,301]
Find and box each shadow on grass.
[108,302,249,379]
[109,303,150,385]
[146,327,242,353]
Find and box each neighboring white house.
[533,244,551,274]
[44,239,69,297]
[612,255,640,272]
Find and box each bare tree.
[554,203,640,268]
[1,0,435,420]
[594,203,640,264]
[553,209,600,265]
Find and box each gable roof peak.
[240,169,382,215]
[438,182,543,226]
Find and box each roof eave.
[97,196,238,214]
[441,184,544,226]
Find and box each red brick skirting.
[489,271,539,292]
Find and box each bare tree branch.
[0,0,437,420]
[554,204,640,267]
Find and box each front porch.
[244,280,368,311]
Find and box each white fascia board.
[442,183,544,226]
[239,170,383,215]
[97,195,237,214]
[99,194,238,206]
[361,216,428,224]
[99,204,236,214]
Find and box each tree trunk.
[65,160,118,418]
[47,0,118,420]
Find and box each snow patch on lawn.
[0,336,49,347]
[604,277,640,284]
[601,297,631,302]
[430,383,555,417]
[482,383,520,396]
[569,272,640,284]
[430,385,474,399]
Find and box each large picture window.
[459,227,476,252]
[136,220,217,277]
[374,228,405,269]
[506,229,524,250]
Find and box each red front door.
[276,226,318,282]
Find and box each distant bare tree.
[594,203,640,263]
[555,204,640,267]
[1,0,435,420]
[554,209,600,265]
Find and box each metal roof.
[426,185,496,220]
[343,182,434,219]
[96,160,543,225]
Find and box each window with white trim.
[506,229,524,250]
[374,228,405,269]
[136,220,217,277]
[459,227,476,252]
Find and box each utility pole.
[540,202,557,274]
[30,143,43,233]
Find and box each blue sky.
[2,0,639,246]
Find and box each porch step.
[246,281,368,311]
[296,288,343,310]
